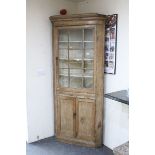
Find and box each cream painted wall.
[26,0,77,143]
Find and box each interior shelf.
[59,74,93,78]
[59,48,94,50]
[59,41,94,43]
[59,58,94,61]
[59,68,93,70]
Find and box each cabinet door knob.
[73,112,76,117]
[56,57,58,66]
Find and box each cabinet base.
[56,136,102,148]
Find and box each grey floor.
[26,137,114,155]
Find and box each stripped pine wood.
[50,13,106,147]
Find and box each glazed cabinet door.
[57,95,76,138]
[57,27,95,91]
[76,98,96,142]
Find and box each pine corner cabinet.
[49,13,106,147]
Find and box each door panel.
[76,98,95,141]
[57,95,76,138]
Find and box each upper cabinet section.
[50,13,106,92]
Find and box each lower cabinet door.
[76,98,96,142]
[57,95,76,138]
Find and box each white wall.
[26,0,77,143]
[104,98,129,149]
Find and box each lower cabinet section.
[56,95,98,147]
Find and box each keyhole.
[80,117,85,123]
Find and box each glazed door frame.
[54,25,97,94]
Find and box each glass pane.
[84,42,94,49]
[70,69,83,77]
[83,77,93,88]
[59,49,68,59]
[59,60,68,68]
[69,29,83,41]
[84,29,93,41]
[59,29,68,41]
[69,42,83,49]
[58,28,95,89]
[69,50,83,60]
[59,42,68,49]
[59,69,68,76]
[69,60,82,69]
[85,49,94,59]
[59,76,68,87]
[84,69,93,77]
[84,61,93,69]
[70,77,82,88]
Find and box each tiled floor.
[26,137,114,155]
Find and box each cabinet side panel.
[53,26,56,134]
[95,22,105,146]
